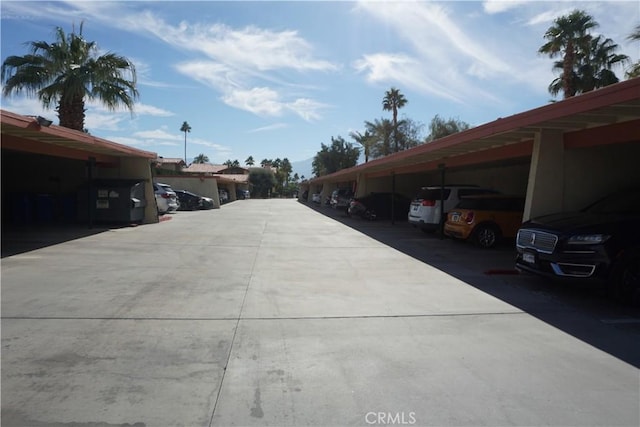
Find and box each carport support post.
[87,156,96,229]
[438,163,446,239]
[391,172,396,225]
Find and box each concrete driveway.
[2,199,639,427]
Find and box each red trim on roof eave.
[1,109,157,159]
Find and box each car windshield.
[584,191,640,214]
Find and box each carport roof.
[1,109,157,159]
[311,78,640,183]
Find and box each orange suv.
[444,194,525,248]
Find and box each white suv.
[408,185,499,232]
[154,182,179,214]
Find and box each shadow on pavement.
[305,201,640,369]
[2,224,118,258]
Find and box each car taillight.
[421,199,436,207]
[465,211,475,224]
[161,193,171,199]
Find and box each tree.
[180,121,191,163]
[193,153,209,164]
[312,136,360,177]
[231,159,240,167]
[548,35,628,96]
[245,156,255,166]
[539,10,599,98]
[223,159,233,167]
[382,87,407,152]
[248,167,276,198]
[349,130,375,163]
[1,23,138,131]
[425,115,471,142]
[626,25,640,78]
[364,118,394,159]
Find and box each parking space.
[2,199,639,426]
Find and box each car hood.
[524,211,637,233]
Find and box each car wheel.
[609,250,640,306]
[473,225,500,249]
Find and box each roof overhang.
[1,109,157,162]
[311,78,640,184]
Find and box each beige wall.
[563,141,640,211]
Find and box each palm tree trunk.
[58,94,86,131]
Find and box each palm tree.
[349,130,375,163]
[626,25,640,78]
[1,23,138,131]
[223,159,234,167]
[382,87,407,152]
[364,118,394,159]
[577,35,628,92]
[245,156,255,166]
[193,153,209,164]
[539,10,599,98]
[180,121,191,163]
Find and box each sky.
[1,1,639,177]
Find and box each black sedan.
[515,189,640,305]
[174,190,214,210]
[348,192,411,221]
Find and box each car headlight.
[567,234,610,244]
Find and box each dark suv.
[515,189,640,305]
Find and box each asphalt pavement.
[2,198,639,427]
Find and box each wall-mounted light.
[36,116,53,127]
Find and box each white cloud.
[483,0,530,14]
[249,123,288,133]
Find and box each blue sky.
[1,1,638,177]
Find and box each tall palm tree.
[1,23,138,131]
[180,121,191,163]
[245,156,255,166]
[382,87,407,152]
[193,153,209,164]
[626,25,640,78]
[539,10,599,98]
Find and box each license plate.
[522,252,536,264]
[411,205,419,212]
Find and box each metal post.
[438,163,446,239]
[87,157,96,229]
[391,172,396,225]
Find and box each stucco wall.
[563,141,640,210]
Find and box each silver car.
[154,182,179,214]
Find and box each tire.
[609,250,640,306]
[473,225,500,249]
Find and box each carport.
[304,78,640,220]
[1,109,158,228]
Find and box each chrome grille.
[517,229,558,254]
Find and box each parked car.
[236,189,250,200]
[515,189,640,305]
[219,189,229,204]
[174,190,214,210]
[330,188,354,210]
[153,182,179,214]
[444,194,525,248]
[348,192,412,221]
[408,185,500,232]
[312,193,322,204]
